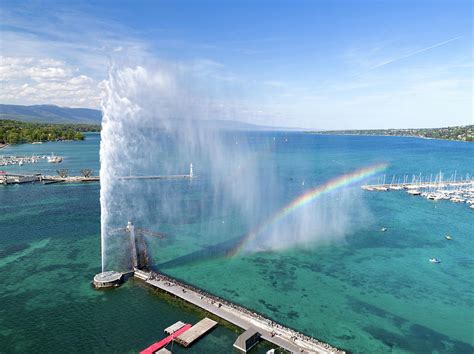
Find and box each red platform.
[140,324,192,354]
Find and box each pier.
[0,163,194,185]
[0,173,193,185]
[134,269,343,354]
[0,173,100,185]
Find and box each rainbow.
[228,163,388,257]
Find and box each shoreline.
[0,143,9,149]
[306,132,472,143]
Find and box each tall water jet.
[99,62,267,271]
[99,60,372,273]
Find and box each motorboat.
[407,189,421,195]
[429,258,441,264]
[445,235,452,240]
[47,153,63,163]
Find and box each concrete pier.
[0,173,193,185]
[135,270,343,354]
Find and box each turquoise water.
[0,133,473,353]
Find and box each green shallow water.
[0,133,473,353]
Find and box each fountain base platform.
[92,271,124,288]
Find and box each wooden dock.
[175,317,217,347]
[135,270,343,354]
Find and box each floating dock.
[175,317,217,347]
[140,323,192,354]
[135,270,343,354]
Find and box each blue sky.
[0,0,472,129]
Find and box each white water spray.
[99,60,371,271]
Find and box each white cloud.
[0,56,101,108]
[0,4,471,128]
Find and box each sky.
[0,0,472,129]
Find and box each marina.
[362,174,474,209]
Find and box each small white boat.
[407,189,421,195]
[445,235,452,240]
[374,186,388,191]
[381,227,387,232]
[389,185,403,190]
[429,258,441,264]
[47,153,63,163]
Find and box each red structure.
[140,324,192,354]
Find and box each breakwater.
[0,173,193,185]
[0,173,99,185]
[134,269,344,354]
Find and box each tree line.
[0,119,101,144]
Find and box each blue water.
[0,132,473,353]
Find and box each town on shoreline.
[308,125,473,142]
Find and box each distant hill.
[0,104,303,131]
[192,119,304,131]
[0,104,102,124]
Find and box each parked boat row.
[362,172,474,209]
[0,153,63,166]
